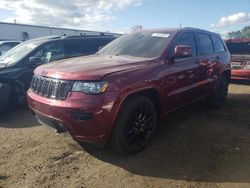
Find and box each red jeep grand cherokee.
[226,38,250,80]
[27,28,231,154]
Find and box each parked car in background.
[27,28,231,154]
[0,41,21,55]
[0,34,116,112]
[226,38,250,80]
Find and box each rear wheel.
[0,83,11,113]
[208,74,229,108]
[110,96,157,154]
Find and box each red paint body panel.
[34,55,153,80]
[27,28,231,144]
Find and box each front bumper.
[27,89,118,143]
[231,69,250,80]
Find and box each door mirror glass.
[174,45,192,59]
[29,56,43,65]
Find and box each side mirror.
[174,45,192,59]
[29,57,43,66]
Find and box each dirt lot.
[0,82,250,188]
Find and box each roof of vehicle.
[22,33,119,45]
[140,27,221,36]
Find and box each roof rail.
[61,32,117,39]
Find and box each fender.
[105,83,162,138]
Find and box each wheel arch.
[107,87,162,140]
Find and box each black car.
[0,41,21,55]
[0,34,117,112]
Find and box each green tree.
[227,26,250,39]
[242,26,250,38]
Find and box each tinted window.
[197,33,214,55]
[0,43,19,54]
[169,32,197,56]
[65,40,83,58]
[99,31,173,58]
[0,44,13,53]
[211,36,225,53]
[79,39,100,54]
[96,38,113,48]
[32,42,65,63]
[0,40,42,65]
[65,39,102,58]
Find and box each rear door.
[195,33,222,95]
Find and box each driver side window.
[32,42,65,64]
[169,32,197,57]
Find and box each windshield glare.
[98,31,172,58]
[0,40,41,65]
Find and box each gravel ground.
[0,82,250,188]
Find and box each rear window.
[197,33,214,56]
[211,36,225,53]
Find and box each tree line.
[228,26,250,39]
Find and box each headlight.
[72,81,109,94]
[244,65,250,70]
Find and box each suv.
[0,41,21,55]
[27,28,231,154]
[226,38,250,80]
[0,34,116,112]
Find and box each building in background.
[0,22,120,41]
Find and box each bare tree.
[131,25,143,32]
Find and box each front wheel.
[208,75,229,108]
[110,96,157,154]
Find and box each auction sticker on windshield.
[152,33,170,38]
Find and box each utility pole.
[180,23,182,29]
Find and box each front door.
[162,32,201,111]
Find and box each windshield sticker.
[152,33,170,38]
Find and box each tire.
[208,74,229,108]
[110,96,157,154]
[0,83,11,113]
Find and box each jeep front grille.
[30,75,73,100]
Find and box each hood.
[35,55,152,80]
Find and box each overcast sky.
[0,0,249,35]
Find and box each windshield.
[0,40,43,65]
[98,31,172,58]
[226,42,250,55]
